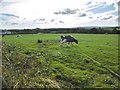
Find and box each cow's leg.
[70,42,74,46]
[65,42,70,47]
[60,39,67,46]
[68,42,70,45]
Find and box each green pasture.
[2,34,119,88]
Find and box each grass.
[2,33,119,88]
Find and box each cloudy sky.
[0,0,119,29]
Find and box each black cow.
[38,40,42,43]
[2,34,5,37]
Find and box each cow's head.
[74,39,78,44]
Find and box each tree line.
[2,27,120,34]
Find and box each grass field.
[2,34,119,88]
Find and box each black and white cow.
[60,35,78,46]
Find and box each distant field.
[2,34,119,88]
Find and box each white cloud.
[0,0,119,29]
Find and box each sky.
[0,0,119,29]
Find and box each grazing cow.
[60,35,78,46]
[38,40,42,43]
